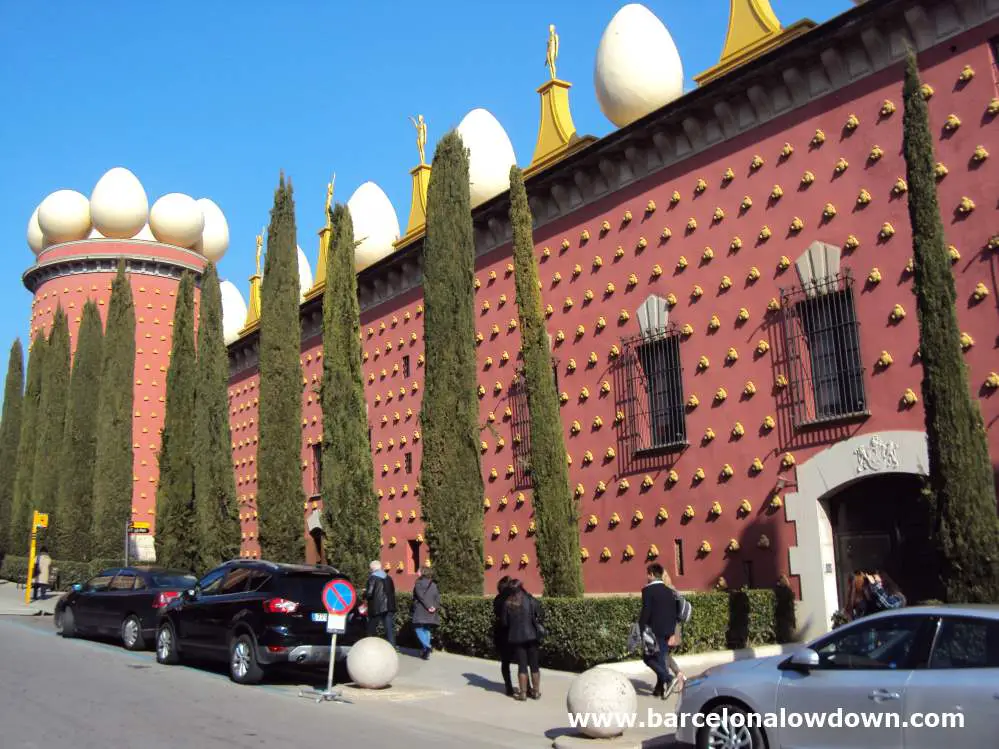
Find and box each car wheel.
[59,608,76,638]
[121,615,146,651]
[156,621,180,665]
[697,703,765,749]
[229,633,265,685]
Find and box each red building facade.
[226,0,999,637]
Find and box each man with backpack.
[638,563,678,699]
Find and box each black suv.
[155,560,365,684]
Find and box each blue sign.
[322,579,356,615]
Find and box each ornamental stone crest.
[854,435,900,474]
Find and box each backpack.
[676,594,692,624]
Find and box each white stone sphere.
[346,636,399,689]
[297,245,313,301]
[347,182,400,272]
[27,206,45,254]
[37,189,91,245]
[219,280,247,345]
[90,167,148,238]
[193,198,229,262]
[456,108,517,208]
[594,4,684,128]
[149,193,205,248]
[566,667,638,738]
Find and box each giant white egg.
[455,108,517,208]
[27,206,45,254]
[346,182,401,271]
[37,189,91,245]
[90,167,148,238]
[149,193,205,248]
[193,198,229,262]
[297,245,313,301]
[220,280,248,345]
[594,4,684,128]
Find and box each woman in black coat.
[492,576,513,695]
[500,579,544,701]
[411,567,440,660]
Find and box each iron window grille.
[779,271,867,428]
[621,324,687,455]
[507,359,559,490]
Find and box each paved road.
[0,615,536,749]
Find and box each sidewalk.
[0,580,61,616]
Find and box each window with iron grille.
[621,325,686,454]
[779,271,867,427]
[507,360,559,490]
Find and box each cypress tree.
[55,302,104,562]
[155,272,198,571]
[32,306,70,553]
[320,203,379,585]
[92,261,136,561]
[902,50,999,601]
[418,131,485,594]
[0,340,24,557]
[194,263,240,570]
[508,166,583,597]
[9,333,44,555]
[257,174,304,562]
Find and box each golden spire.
[307,175,335,299]
[395,117,432,249]
[694,0,815,87]
[241,227,264,333]
[526,23,593,176]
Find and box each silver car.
[676,605,999,748]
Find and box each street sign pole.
[124,520,130,567]
[299,578,356,705]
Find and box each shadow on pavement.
[462,671,508,694]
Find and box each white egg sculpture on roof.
[456,108,517,208]
[149,193,205,248]
[90,167,148,238]
[594,4,684,128]
[220,280,248,345]
[297,245,313,301]
[193,198,229,262]
[27,206,45,254]
[347,182,401,271]
[37,189,92,244]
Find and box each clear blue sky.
[0,0,852,388]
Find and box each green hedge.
[1,555,122,591]
[388,587,782,672]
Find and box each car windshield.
[151,574,197,589]
[279,572,338,608]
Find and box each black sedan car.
[55,566,197,650]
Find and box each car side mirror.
[780,647,820,672]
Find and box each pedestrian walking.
[638,562,678,699]
[411,566,440,660]
[492,575,514,696]
[661,568,688,694]
[500,579,545,701]
[33,547,52,601]
[363,560,397,647]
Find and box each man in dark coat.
[492,576,514,695]
[411,567,440,659]
[639,563,678,698]
[364,560,397,647]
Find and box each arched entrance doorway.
[824,473,936,611]
[785,431,931,639]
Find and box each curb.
[553,732,677,749]
[594,643,799,679]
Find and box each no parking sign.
[321,579,355,634]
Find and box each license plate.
[311,612,328,622]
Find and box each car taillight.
[263,598,299,614]
[153,591,181,609]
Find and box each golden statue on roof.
[325,173,336,226]
[409,115,428,165]
[546,24,559,79]
[254,227,264,276]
